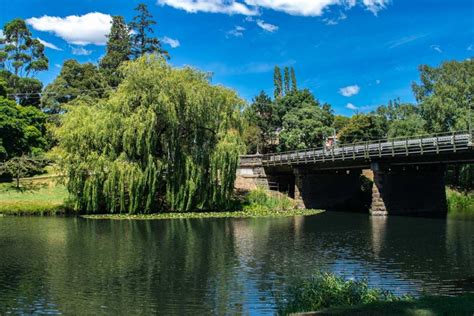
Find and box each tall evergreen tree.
[290,67,297,92]
[273,66,282,99]
[284,67,290,94]
[99,16,131,87]
[129,3,169,59]
[0,19,48,76]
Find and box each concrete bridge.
[236,131,474,216]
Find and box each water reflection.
[0,213,473,314]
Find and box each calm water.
[0,212,473,314]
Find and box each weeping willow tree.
[55,56,245,214]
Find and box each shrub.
[277,272,404,315]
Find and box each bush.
[447,188,474,214]
[277,272,404,315]
[244,188,297,212]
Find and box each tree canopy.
[99,16,131,87]
[41,60,109,114]
[0,19,48,77]
[129,3,168,59]
[55,56,244,213]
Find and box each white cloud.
[54,64,62,68]
[26,12,112,46]
[346,103,358,110]
[256,19,278,32]
[468,44,474,51]
[0,30,3,39]
[71,46,92,56]
[158,0,389,17]
[37,38,62,51]
[157,0,259,15]
[430,44,442,53]
[162,36,180,48]
[323,12,347,25]
[362,0,390,15]
[227,25,246,37]
[339,84,360,97]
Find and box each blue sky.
[2,0,473,115]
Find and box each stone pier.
[370,163,447,217]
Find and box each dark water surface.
[0,212,473,314]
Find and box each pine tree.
[129,3,169,59]
[99,16,131,87]
[290,67,297,92]
[284,67,290,94]
[273,66,282,99]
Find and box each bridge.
[236,131,474,217]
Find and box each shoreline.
[81,209,324,220]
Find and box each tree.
[0,155,42,189]
[0,19,48,77]
[375,100,425,138]
[284,67,290,95]
[338,114,387,143]
[290,67,297,92]
[0,96,47,161]
[41,60,109,114]
[99,16,131,87]
[412,60,473,133]
[333,115,350,132]
[245,91,277,153]
[273,66,282,99]
[129,3,168,59]
[279,106,333,150]
[55,56,244,214]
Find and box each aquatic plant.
[277,272,404,315]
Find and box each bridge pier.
[370,163,447,217]
[294,168,368,211]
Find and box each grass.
[0,179,70,215]
[277,272,474,315]
[446,188,474,215]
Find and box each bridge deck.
[262,132,473,166]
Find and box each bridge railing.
[262,130,473,166]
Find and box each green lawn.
[0,176,70,215]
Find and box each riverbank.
[278,272,474,315]
[447,187,474,215]
[0,181,323,219]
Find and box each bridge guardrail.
[262,131,473,166]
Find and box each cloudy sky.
[2,0,473,115]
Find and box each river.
[0,212,473,314]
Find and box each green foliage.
[41,59,109,114]
[376,100,426,138]
[55,56,245,214]
[1,19,48,76]
[273,65,282,99]
[129,3,168,59]
[290,67,297,92]
[284,67,290,94]
[1,68,43,107]
[446,188,474,214]
[333,115,350,132]
[413,59,473,133]
[0,155,43,188]
[277,272,403,315]
[277,89,334,150]
[244,188,297,212]
[99,16,131,87]
[0,96,47,160]
[244,91,278,153]
[338,114,386,143]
